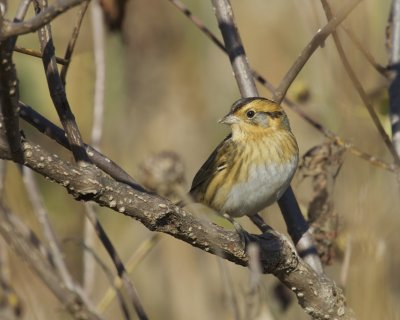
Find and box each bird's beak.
[218,114,239,125]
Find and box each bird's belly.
[221,160,296,217]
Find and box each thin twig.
[63,238,131,320]
[33,0,90,164]
[342,25,389,78]
[388,0,400,158]
[89,0,106,150]
[0,204,104,320]
[83,0,106,296]
[97,234,161,313]
[60,1,90,85]
[218,259,241,320]
[21,167,75,291]
[274,0,362,104]
[0,160,5,198]
[340,235,352,289]
[84,209,149,320]
[168,0,398,174]
[245,243,263,320]
[18,102,144,190]
[321,0,400,165]
[211,0,323,274]
[14,45,68,65]
[0,0,87,40]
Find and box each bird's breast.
[221,157,298,217]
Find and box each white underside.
[221,158,297,217]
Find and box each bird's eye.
[246,110,255,118]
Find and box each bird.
[189,97,299,233]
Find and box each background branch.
[321,0,400,165]
[0,204,103,320]
[388,0,400,158]
[273,0,362,104]
[0,0,87,40]
[33,0,90,165]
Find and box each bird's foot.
[249,213,273,233]
[223,213,252,247]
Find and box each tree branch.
[321,0,400,165]
[0,0,88,40]
[60,1,90,85]
[388,0,400,158]
[0,204,103,320]
[33,0,90,165]
[18,101,144,190]
[273,0,362,104]
[0,138,353,319]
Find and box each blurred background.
[2,0,400,319]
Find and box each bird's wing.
[189,134,232,195]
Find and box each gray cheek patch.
[252,112,269,127]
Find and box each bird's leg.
[223,213,251,246]
[249,213,272,233]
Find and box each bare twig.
[0,204,103,320]
[0,0,88,40]
[211,0,257,96]
[321,0,400,165]
[21,167,75,291]
[14,45,68,65]
[218,259,241,320]
[0,160,5,197]
[340,235,352,289]
[274,0,362,104]
[65,237,131,320]
[33,0,90,165]
[0,0,30,162]
[245,243,263,320]
[82,204,98,294]
[388,0,400,158]
[342,25,389,78]
[168,0,398,173]
[0,139,354,319]
[84,209,148,320]
[18,102,144,190]
[60,1,90,85]
[211,0,323,274]
[98,234,161,313]
[89,0,106,150]
[83,0,106,295]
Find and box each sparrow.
[189,97,299,230]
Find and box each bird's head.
[219,97,291,139]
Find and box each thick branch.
[0,40,23,162]
[19,102,144,190]
[0,0,88,40]
[0,139,353,319]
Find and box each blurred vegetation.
[2,0,400,319]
